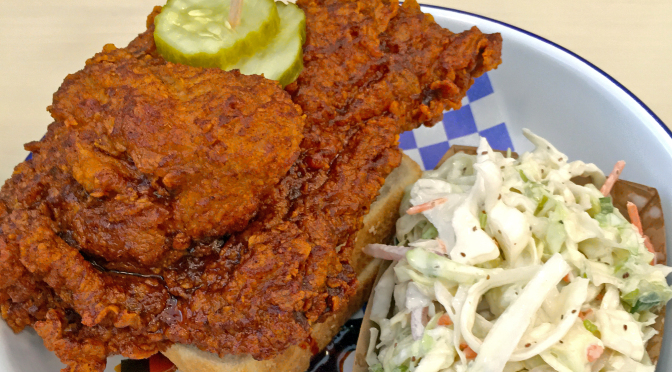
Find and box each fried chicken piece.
[34,308,171,372]
[0,0,502,370]
[0,28,304,370]
[34,44,304,269]
[161,115,403,358]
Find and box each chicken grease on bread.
[163,154,422,372]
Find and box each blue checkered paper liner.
[399,72,513,170]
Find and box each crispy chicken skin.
[46,44,304,269]
[0,0,502,371]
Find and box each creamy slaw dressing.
[365,130,672,372]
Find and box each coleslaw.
[364,129,672,372]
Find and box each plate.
[1,4,670,372]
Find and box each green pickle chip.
[155,0,280,69]
[229,2,306,87]
[155,0,306,86]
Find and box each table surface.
[1,0,670,181]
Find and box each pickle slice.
[154,0,280,69]
[228,2,306,87]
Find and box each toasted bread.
[163,154,422,372]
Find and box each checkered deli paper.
[401,72,513,170]
[113,72,513,372]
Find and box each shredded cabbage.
[364,129,671,372]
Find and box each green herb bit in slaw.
[364,129,672,372]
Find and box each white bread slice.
[163,154,422,372]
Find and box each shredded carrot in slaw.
[627,202,643,235]
[578,309,593,320]
[406,198,448,215]
[587,344,604,362]
[562,273,571,283]
[626,201,656,265]
[438,314,453,326]
[460,343,478,360]
[600,161,625,196]
[644,237,656,265]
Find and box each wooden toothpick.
[228,0,244,29]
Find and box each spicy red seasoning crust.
[0,0,501,371]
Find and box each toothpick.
[228,0,244,30]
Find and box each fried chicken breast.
[0,0,502,371]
